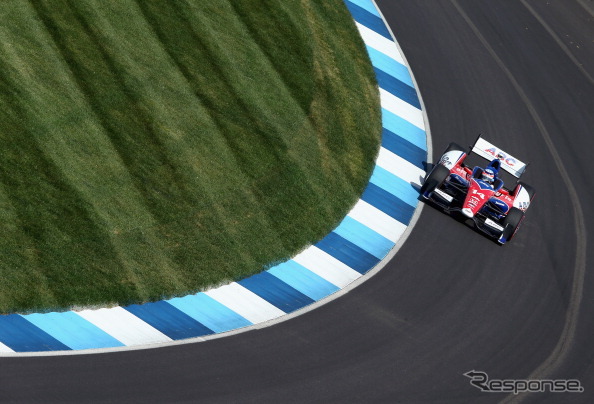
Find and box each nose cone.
[462,208,474,218]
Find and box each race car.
[420,136,535,244]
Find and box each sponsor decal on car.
[434,188,453,203]
[484,147,518,167]
[484,218,504,231]
[472,137,527,178]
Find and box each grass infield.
[0,0,381,314]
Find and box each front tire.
[420,165,450,199]
[516,182,536,200]
[498,207,524,244]
[444,142,466,153]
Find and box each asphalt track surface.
[1,1,593,403]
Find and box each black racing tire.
[499,207,524,243]
[444,142,466,153]
[420,164,450,198]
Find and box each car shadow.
[411,160,431,198]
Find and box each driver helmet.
[481,168,495,183]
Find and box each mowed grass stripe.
[0,1,165,310]
[73,0,291,278]
[28,0,248,292]
[28,0,277,292]
[135,1,341,250]
[0,0,380,313]
[33,0,282,285]
[134,1,318,247]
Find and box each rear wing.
[470,136,528,178]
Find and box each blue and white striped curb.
[0,0,428,354]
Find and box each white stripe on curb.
[379,89,424,129]
[77,307,172,346]
[0,341,14,353]
[355,23,405,64]
[205,283,285,324]
[293,247,362,288]
[347,200,407,243]
[376,147,426,186]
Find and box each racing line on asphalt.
[450,0,588,390]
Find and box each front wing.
[427,178,506,239]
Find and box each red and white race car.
[420,136,535,244]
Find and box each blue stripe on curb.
[345,1,392,40]
[382,108,427,151]
[125,301,215,340]
[374,67,420,109]
[348,0,381,17]
[366,46,413,87]
[167,294,252,334]
[239,272,315,313]
[0,315,70,352]
[24,312,124,350]
[0,0,429,354]
[316,232,380,274]
[267,261,340,301]
[361,183,416,225]
[370,165,419,207]
[332,216,394,259]
[382,128,427,170]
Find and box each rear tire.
[420,164,450,198]
[498,207,524,244]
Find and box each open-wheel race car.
[420,136,535,245]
